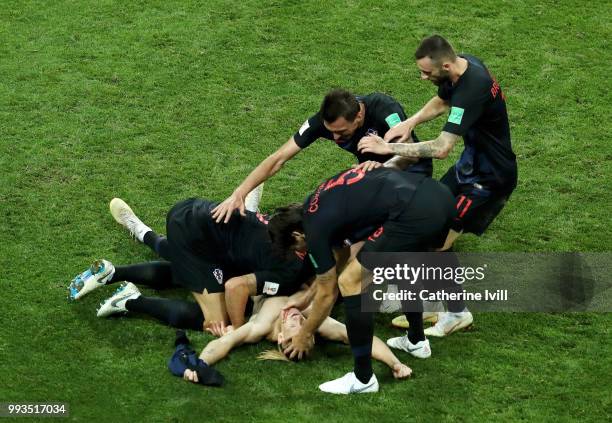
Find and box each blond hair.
[257,344,291,362]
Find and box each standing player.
[358,35,517,253]
[68,198,312,331]
[267,167,466,394]
[212,88,432,223]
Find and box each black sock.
[404,312,425,344]
[143,231,171,260]
[344,294,374,384]
[125,296,204,330]
[439,251,465,313]
[400,282,425,344]
[110,262,175,290]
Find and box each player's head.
[414,35,457,86]
[278,307,307,347]
[268,203,305,256]
[258,308,313,362]
[320,89,365,141]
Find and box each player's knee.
[338,271,361,297]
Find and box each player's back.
[303,168,427,243]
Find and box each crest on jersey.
[213,268,224,285]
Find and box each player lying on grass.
[175,291,412,385]
[68,196,312,332]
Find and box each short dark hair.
[268,203,304,256]
[320,89,360,123]
[415,35,457,64]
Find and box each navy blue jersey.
[438,55,517,191]
[293,92,432,174]
[302,168,426,274]
[172,199,313,292]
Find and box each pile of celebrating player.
[68,35,517,394]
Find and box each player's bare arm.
[358,131,460,159]
[212,137,302,223]
[199,297,286,365]
[224,273,258,330]
[384,96,450,142]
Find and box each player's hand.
[384,120,414,143]
[391,362,412,379]
[283,331,314,360]
[204,321,232,337]
[211,190,245,224]
[183,369,199,383]
[357,135,393,155]
[352,161,382,172]
[281,292,311,319]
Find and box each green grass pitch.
[0,1,610,421]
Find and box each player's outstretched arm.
[384,96,449,143]
[200,322,256,365]
[359,131,460,159]
[212,138,302,223]
[200,297,286,365]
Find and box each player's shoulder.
[362,92,400,108]
[461,54,494,87]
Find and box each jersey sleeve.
[303,216,336,275]
[379,102,407,130]
[442,83,490,136]
[254,268,300,296]
[293,113,328,149]
[253,247,314,296]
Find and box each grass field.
[1,0,610,421]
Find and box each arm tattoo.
[388,134,456,159]
[389,141,435,158]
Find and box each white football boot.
[109,198,151,242]
[386,336,432,359]
[424,309,474,337]
[319,372,379,395]
[244,183,264,213]
[97,282,141,317]
[69,259,115,301]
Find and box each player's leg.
[357,221,432,358]
[413,178,474,337]
[438,165,463,250]
[318,258,379,394]
[69,260,177,300]
[192,291,228,329]
[109,197,173,259]
[111,261,175,289]
[109,198,152,242]
[97,285,205,330]
[90,260,205,329]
